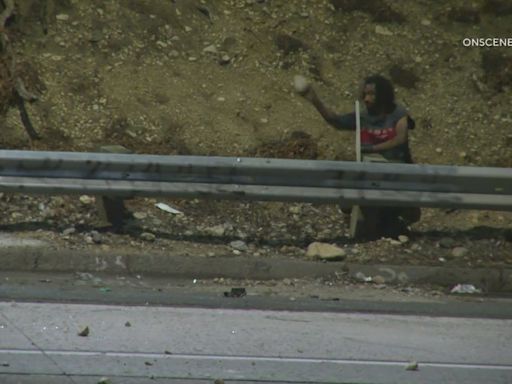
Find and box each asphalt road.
[1,272,512,319]
[1,301,512,383]
[1,272,511,383]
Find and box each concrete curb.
[1,244,512,292]
[347,264,512,292]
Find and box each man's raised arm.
[299,85,355,131]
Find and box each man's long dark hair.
[363,75,396,114]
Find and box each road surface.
[0,273,511,383]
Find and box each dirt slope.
[0,0,511,270]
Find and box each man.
[300,74,414,163]
[299,74,420,237]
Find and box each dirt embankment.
[0,0,511,269]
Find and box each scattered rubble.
[306,242,346,261]
[78,326,90,337]
[224,287,247,298]
[451,284,482,294]
[0,1,509,270]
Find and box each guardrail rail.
[0,150,511,211]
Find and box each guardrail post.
[349,154,387,239]
[95,145,132,228]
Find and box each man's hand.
[294,75,310,94]
[294,75,317,102]
[301,87,316,103]
[294,78,342,128]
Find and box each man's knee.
[400,207,421,225]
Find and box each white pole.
[355,100,361,162]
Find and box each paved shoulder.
[1,302,511,383]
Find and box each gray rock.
[375,25,393,36]
[140,232,156,242]
[205,223,233,237]
[133,211,147,220]
[219,54,231,65]
[410,244,421,251]
[452,246,468,258]
[203,44,218,54]
[205,225,226,237]
[98,145,132,154]
[62,227,76,236]
[439,237,456,249]
[373,275,387,284]
[78,326,89,337]
[230,240,248,252]
[306,242,346,261]
[91,231,102,244]
[76,272,94,281]
[398,235,409,244]
[354,272,373,282]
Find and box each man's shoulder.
[392,104,416,129]
[390,104,409,120]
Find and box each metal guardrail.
[0,150,511,210]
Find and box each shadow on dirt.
[412,226,512,242]
[1,221,510,250]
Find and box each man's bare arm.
[301,87,352,130]
[372,116,408,151]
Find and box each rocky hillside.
[3,0,511,165]
[0,0,511,269]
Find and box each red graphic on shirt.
[361,127,396,145]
